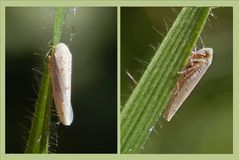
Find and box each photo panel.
[121,7,232,154]
[6,7,117,153]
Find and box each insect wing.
[164,48,213,121]
[49,43,73,125]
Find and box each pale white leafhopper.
[49,43,73,126]
[164,48,213,121]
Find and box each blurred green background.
[6,7,117,153]
[121,7,232,153]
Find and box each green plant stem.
[121,7,211,153]
[25,8,64,153]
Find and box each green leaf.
[121,7,211,153]
[25,8,64,153]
